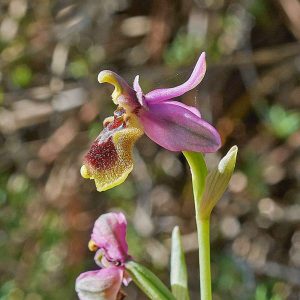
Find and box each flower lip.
[81,110,143,192]
[84,136,119,171]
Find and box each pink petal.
[145,52,206,103]
[138,101,221,152]
[168,100,201,118]
[75,268,123,300]
[91,212,128,263]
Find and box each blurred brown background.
[0,0,300,299]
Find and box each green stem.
[196,215,212,300]
[182,152,212,300]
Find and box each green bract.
[125,261,176,300]
[200,146,238,219]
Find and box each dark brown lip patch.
[84,136,118,171]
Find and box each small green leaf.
[125,261,176,300]
[267,105,300,138]
[200,146,238,218]
[68,59,89,79]
[11,64,32,88]
[183,152,207,204]
[171,226,189,300]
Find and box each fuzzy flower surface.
[81,52,221,191]
[76,212,130,300]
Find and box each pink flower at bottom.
[76,268,123,300]
[75,212,130,300]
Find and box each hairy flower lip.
[81,112,143,192]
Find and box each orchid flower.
[76,212,130,300]
[81,52,221,191]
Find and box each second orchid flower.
[76,212,130,300]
